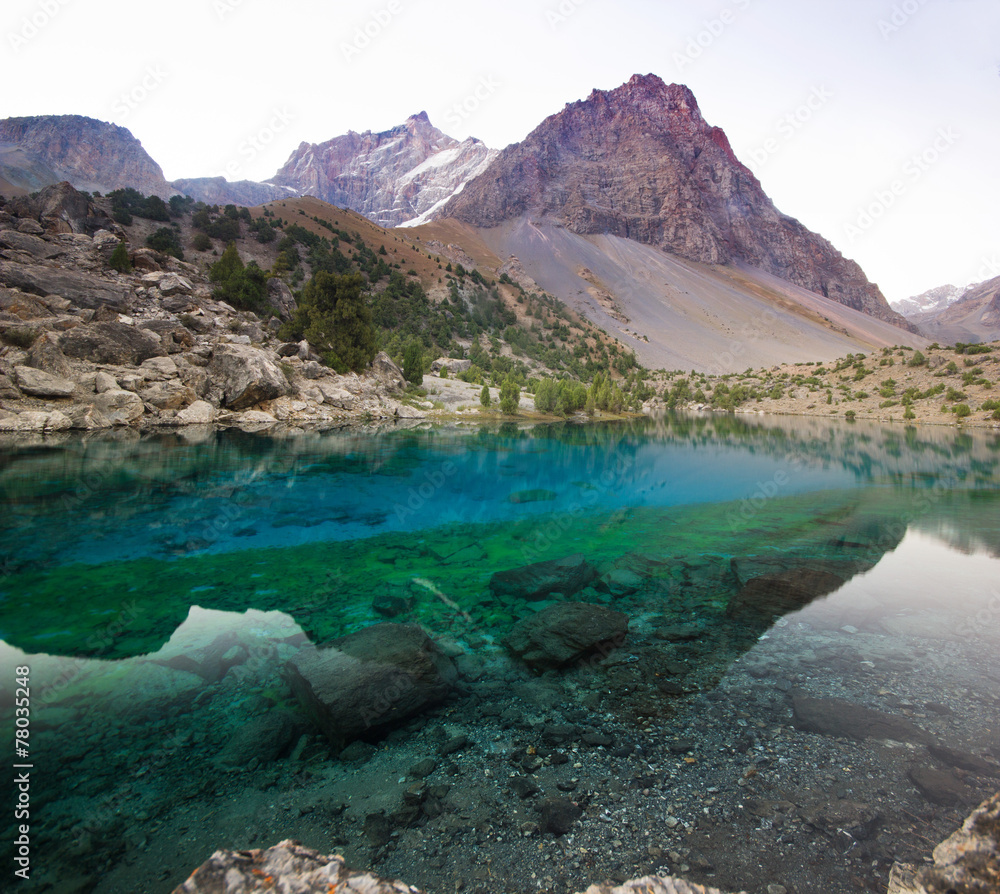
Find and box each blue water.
[1,413,999,894]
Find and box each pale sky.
[2,0,998,304]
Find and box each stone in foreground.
[172,840,415,893]
[490,553,599,601]
[505,602,628,670]
[285,623,457,750]
[173,840,744,894]
[889,792,1000,893]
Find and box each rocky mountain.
[892,283,968,319]
[0,112,496,229]
[0,185,427,434]
[271,112,497,228]
[442,74,911,331]
[906,275,1000,344]
[169,176,293,208]
[0,115,173,198]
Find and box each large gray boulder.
[207,343,290,409]
[13,365,75,398]
[267,277,297,318]
[370,351,405,391]
[91,389,144,425]
[505,602,629,670]
[285,623,457,750]
[60,322,163,365]
[0,261,132,310]
[490,553,599,601]
[25,332,74,378]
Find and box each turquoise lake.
[1,413,999,894]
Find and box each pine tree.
[109,240,131,273]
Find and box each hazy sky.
[3,0,998,303]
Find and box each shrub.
[844,410,856,421]
[402,341,424,385]
[499,376,520,415]
[209,242,269,312]
[953,404,972,419]
[480,384,491,408]
[192,232,212,252]
[280,271,376,373]
[109,240,131,273]
[146,227,184,260]
[907,351,927,367]
[2,327,39,349]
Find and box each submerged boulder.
[285,623,457,750]
[505,602,628,670]
[726,567,845,623]
[490,553,599,601]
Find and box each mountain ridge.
[441,73,911,332]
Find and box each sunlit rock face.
[444,74,911,330]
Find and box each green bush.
[844,410,856,421]
[209,242,269,313]
[480,384,491,408]
[953,404,972,419]
[402,341,424,385]
[109,240,131,273]
[146,227,184,260]
[499,376,520,415]
[280,271,376,373]
[192,232,212,252]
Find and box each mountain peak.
[442,75,910,330]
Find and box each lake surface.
[1,414,999,894]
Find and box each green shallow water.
[1,414,1000,893]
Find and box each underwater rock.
[597,567,645,598]
[909,766,974,807]
[372,583,418,618]
[217,709,308,768]
[727,567,848,623]
[285,623,458,750]
[537,796,583,835]
[489,553,599,601]
[505,602,628,670]
[889,792,1000,893]
[792,694,934,745]
[928,743,1000,778]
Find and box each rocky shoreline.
[173,793,1000,894]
